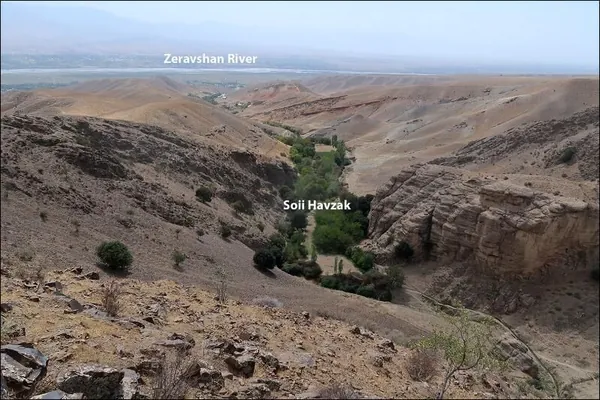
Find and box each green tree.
[96,241,133,270]
[195,186,213,203]
[310,244,318,262]
[253,249,276,269]
[289,210,308,230]
[413,306,502,399]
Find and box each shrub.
[220,224,232,239]
[288,210,308,230]
[559,147,576,163]
[406,349,438,382]
[387,264,405,289]
[347,247,374,272]
[96,241,133,270]
[39,211,48,222]
[172,250,187,269]
[253,249,276,269]
[268,233,286,250]
[282,263,304,277]
[317,384,360,399]
[395,241,414,261]
[195,186,213,202]
[301,260,323,280]
[356,283,376,298]
[231,200,247,214]
[278,186,294,200]
[152,350,193,399]
[102,280,122,317]
[257,222,265,232]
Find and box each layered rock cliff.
[364,164,599,278]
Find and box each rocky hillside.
[0,266,556,399]
[431,107,600,181]
[364,163,599,279]
[0,113,295,265]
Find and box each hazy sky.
[17,1,600,67]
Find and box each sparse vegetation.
[559,146,576,163]
[316,383,360,399]
[101,280,122,317]
[152,350,193,399]
[387,264,405,289]
[172,250,187,269]
[96,241,133,271]
[195,186,213,203]
[406,349,438,382]
[413,306,502,399]
[214,267,228,303]
[220,223,232,239]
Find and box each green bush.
[300,260,323,280]
[346,247,375,272]
[288,210,308,230]
[254,249,276,269]
[395,241,414,261]
[282,263,304,276]
[279,186,294,200]
[559,147,576,163]
[356,284,376,298]
[196,186,213,202]
[387,264,405,289]
[172,250,187,268]
[220,224,232,239]
[232,200,250,214]
[96,241,133,270]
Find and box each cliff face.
[365,164,599,278]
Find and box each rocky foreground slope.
[364,163,599,279]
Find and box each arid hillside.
[227,82,321,114]
[237,75,599,194]
[0,77,289,161]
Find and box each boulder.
[225,354,256,378]
[57,365,124,399]
[492,334,539,379]
[1,344,48,397]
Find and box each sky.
[12,1,600,68]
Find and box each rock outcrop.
[365,164,599,278]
